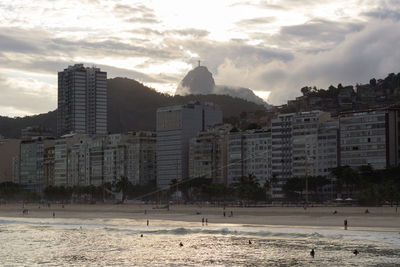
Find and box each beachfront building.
[339,108,400,169]
[292,111,331,178]
[54,134,90,186]
[57,64,107,137]
[0,138,20,183]
[317,120,339,177]
[227,128,272,187]
[189,124,231,184]
[156,102,222,189]
[19,138,55,194]
[271,113,294,199]
[125,131,157,186]
[54,132,157,188]
[43,146,55,187]
[104,131,156,186]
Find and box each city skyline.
[1,0,400,117]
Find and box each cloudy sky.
[1,0,400,117]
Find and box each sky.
[0,0,400,117]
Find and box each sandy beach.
[1,203,399,231]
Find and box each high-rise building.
[189,124,231,184]
[271,111,332,199]
[271,113,294,199]
[227,128,271,186]
[19,138,55,194]
[156,102,222,189]
[339,108,400,169]
[57,64,107,137]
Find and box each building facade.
[156,102,222,189]
[19,138,55,194]
[189,124,231,184]
[227,128,271,187]
[57,64,107,137]
[339,108,400,169]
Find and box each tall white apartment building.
[54,134,90,186]
[227,128,271,186]
[339,108,400,169]
[271,113,294,198]
[317,120,339,176]
[271,111,333,198]
[156,102,222,189]
[292,111,331,178]
[189,124,231,184]
[103,132,156,185]
[57,64,107,137]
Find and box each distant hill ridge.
[0,77,266,138]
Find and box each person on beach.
[333,210,337,214]
[223,211,226,217]
[53,212,55,218]
[365,209,369,214]
[179,242,183,247]
[310,249,315,258]
[205,218,208,226]
[249,240,252,244]
[202,217,204,226]
[344,219,348,230]
[147,219,149,226]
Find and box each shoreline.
[1,203,399,232]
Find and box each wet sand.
[1,203,399,231]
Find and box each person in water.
[179,242,183,247]
[344,219,348,230]
[310,249,315,258]
[248,240,252,244]
[353,249,359,255]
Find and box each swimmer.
[310,249,315,258]
[353,249,359,255]
[140,234,143,237]
[249,240,252,244]
[179,242,183,247]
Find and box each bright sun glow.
[253,90,271,101]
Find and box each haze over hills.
[176,65,270,107]
[0,77,266,138]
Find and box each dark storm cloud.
[280,19,364,44]
[363,9,400,20]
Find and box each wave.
[103,226,326,240]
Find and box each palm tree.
[116,176,132,203]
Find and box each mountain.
[176,65,270,107]
[0,77,266,138]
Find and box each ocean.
[0,217,399,266]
